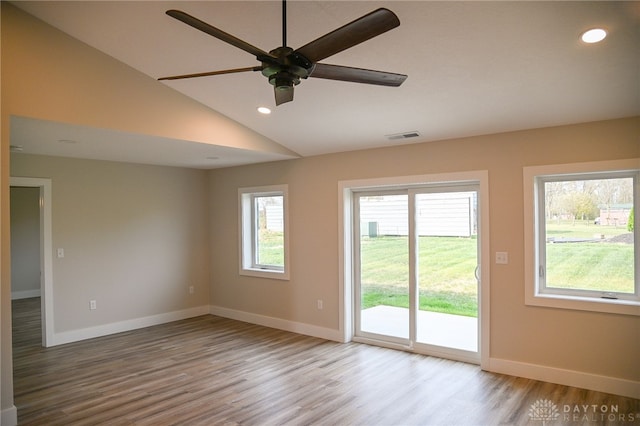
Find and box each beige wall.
[208,117,640,382]
[9,187,41,298]
[11,154,211,332]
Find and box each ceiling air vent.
[386,131,420,141]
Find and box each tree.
[560,192,598,224]
[629,207,635,232]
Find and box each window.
[524,159,640,315]
[239,185,289,279]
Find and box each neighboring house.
[597,204,632,226]
[359,192,476,237]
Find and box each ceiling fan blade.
[159,66,262,81]
[294,8,400,64]
[274,85,294,106]
[310,63,407,87]
[166,10,276,61]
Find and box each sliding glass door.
[354,184,479,359]
[356,192,409,344]
[414,190,478,352]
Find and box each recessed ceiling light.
[257,106,271,115]
[581,28,607,44]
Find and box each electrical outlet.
[496,252,509,264]
[317,299,323,310]
[89,300,97,310]
[189,286,194,294]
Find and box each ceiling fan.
[158,1,407,106]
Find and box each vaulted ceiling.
[9,1,640,168]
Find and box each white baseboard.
[11,289,41,300]
[1,404,18,426]
[488,357,640,399]
[51,305,210,347]
[210,305,344,342]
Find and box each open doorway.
[10,177,53,347]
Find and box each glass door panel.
[357,193,409,341]
[414,191,478,352]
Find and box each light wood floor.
[12,298,639,425]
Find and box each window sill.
[240,268,290,281]
[525,292,640,316]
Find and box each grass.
[360,235,478,317]
[545,220,634,293]
[259,219,634,317]
[546,220,629,238]
[257,230,285,266]
[546,243,633,292]
[359,220,634,315]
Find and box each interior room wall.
[9,187,41,300]
[208,117,639,386]
[10,153,211,334]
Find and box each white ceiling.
[10,116,296,169]
[9,1,640,168]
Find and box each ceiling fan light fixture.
[270,72,298,90]
[581,28,607,44]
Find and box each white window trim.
[523,159,640,316]
[238,184,290,280]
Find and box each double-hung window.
[524,159,640,316]
[239,185,289,280]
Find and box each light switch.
[496,251,508,264]
[57,248,65,258]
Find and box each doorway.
[10,177,53,347]
[340,172,489,365]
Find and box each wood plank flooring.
[12,298,640,425]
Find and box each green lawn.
[359,222,634,316]
[546,243,633,292]
[259,221,634,317]
[360,235,478,317]
[545,220,634,292]
[546,220,629,238]
[257,230,285,266]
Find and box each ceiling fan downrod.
[282,0,287,48]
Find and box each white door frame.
[338,171,490,368]
[10,177,54,347]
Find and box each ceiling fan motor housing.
[262,46,313,89]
